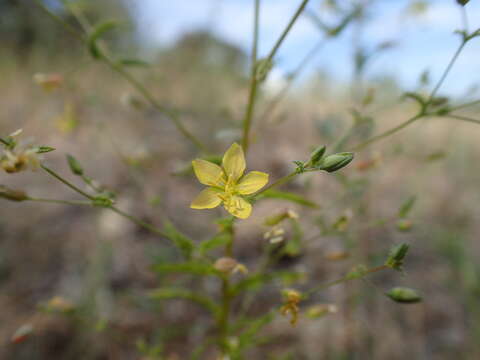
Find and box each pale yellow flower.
[1,148,40,173]
[190,143,269,219]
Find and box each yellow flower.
[280,289,302,326]
[1,148,40,173]
[190,143,269,219]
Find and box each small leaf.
[88,20,121,59]
[238,312,275,350]
[425,151,446,162]
[385,243,410,271]
[118,58,151,67]
[36,146,55,154]
[152,261,220,277]
[346,264,368,280]
[163,220,195,260]
[66,154,84,176]
[149,288,220,316]
[398,196,416,218]
[197,233,231,257]
[261,189,318,208]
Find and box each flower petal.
[236,171,269,195]
[190,188,222,209]
[222,143,245,182]
[224,195,252,219]
[192,159,225,187]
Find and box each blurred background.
[1,0,480,359]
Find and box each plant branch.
[445,114,480,125]
[305,264,389,297]
[34,0,207,153]
[41,164,95,200]
[242,0,261,153]
[265,0,311,63]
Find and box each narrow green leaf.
[88,20,120,59]
[149,288,220,316]
[66,154,84,176]
[398,196,417,218]
[231,271,304,296]
[35,146,56,154]
[261,189,318,208]
[197,233,231,257]
[163,220,195,260]
[238,311,275,350]
[118,58,151,67]
[152,261,220,277]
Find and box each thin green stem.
[41,164,95,200]
[253,171,298,198]
[241,0,261,153]
[27,197,92,206]
[33,0,85,42]
[265,0,311,63]
[41,165,169,240]
[427,40,466,103]
[260,38,326,123]
[445,114,480,125]
[34,0,207,153]
[217,219,235,354]
[218,277,232,354]
[101,54,208,153]
[305,264,389,297]
[448,99,480,112]
[351,113,424,152]
[108,205,168,238]
[351,38,468,152]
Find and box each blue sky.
[128,0,480,96]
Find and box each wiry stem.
[33,0,207,153]
[40,165,168,240]
[445,114,480,125]
[242,0,261,154]
[352,37,468,152]
[305,264,389,297]
[265,0,311,64]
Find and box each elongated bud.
[214,257,238,273]
[457,0,469,6]
[306,304,338,319]
[0,186,28,201]
[35,146,56,154]
[214,257,247,275]
[385,243,409,271]
[386,287,422,303]
[309,145,326,166]
[320,152,354,172]
[66,154,83,175]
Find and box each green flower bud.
[66,154,84,176]
[457,0,470,6]
[309,145,326,166]
[320,152,354,172]
[385,243,409,271]
[386,287,422,304]
[0,186,28,201]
